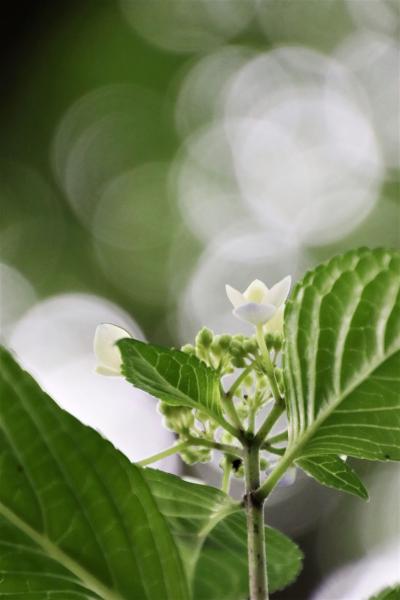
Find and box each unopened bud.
[181,344,195,355]
[196,327,214,348]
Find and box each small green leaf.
[369,586,400,600]
[296,455,368,499]
[192,512,303,600]
[143,469,303,598]
[284,248,400,461]
[0,347,189,600]
[118,338,223,420]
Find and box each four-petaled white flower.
[94,323,131,376]
[225,276,291,327]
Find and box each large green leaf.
[296,455,368,499]
[118,338,223,421]
[143,468,303,598]
[192,512,303,600]
[0,347,189,600]
[284,248,400,461]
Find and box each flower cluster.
[93,276,291,470]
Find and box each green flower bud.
[181,344,195,355]
[259,458,268,471]
[180,447,212,465]
[210,336,223,357]
[232,334,246,344]
[243,339,258,355]
[231,355,246,368]
[196,327,214,348]
[229,340,244,357]
[218,334,232,350]
[265,333,282,351]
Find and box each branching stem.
[137,437,242,467]
[254,400,285,446]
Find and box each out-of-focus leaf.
[118,338,223,421]
[143,468,239,578]
[192,512,303,600]
[284,248,400,461]
[296,455,368,499]
[0,347,189,600]
[143,469,303,598]
[369,586,400,599]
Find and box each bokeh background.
[0,1,399,598]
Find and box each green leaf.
[142,468,239,579]
[143,468,303,598]
[192,513,303,600]
[118,338,223,420]
[369,586,400,600]
[284,248,400,461]
[0,347,189,600]
[296,455,368,499]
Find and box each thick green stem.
[244,445,268,600]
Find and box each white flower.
[94,323,131,376]
[225,276,291,327]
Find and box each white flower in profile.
[94,323,131,376]
[225,276,291,327]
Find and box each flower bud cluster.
[182,327,266,374]
[159,327,283,467]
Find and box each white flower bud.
[93,323,131,376]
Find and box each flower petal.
[233,302,276,325]
[95,365,121,376]
[243,279,269,304]
[94,323,131,375]
[265,275,292,308]
[225,284,246,308]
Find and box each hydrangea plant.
[0,247,399,600]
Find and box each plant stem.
[254,400,285,446]
[244,445,268,600]
[265,431,288,445]
[137,437,242,467]
[221,459,232,494]
[227,360,258,399]
[221,390,243,432]
[254,445,298,503]
[137,441,189,466]
[255,324,282,405]
[187,436,243,457]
